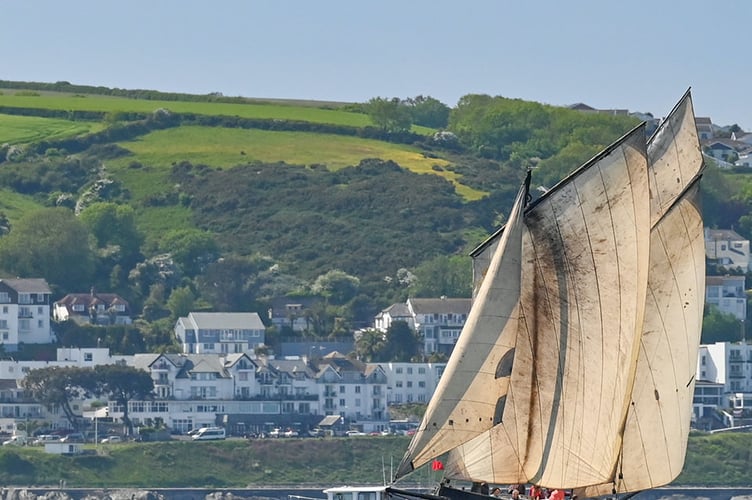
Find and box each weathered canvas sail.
[394,169,530,479]
[577,180,704,497]
[393,92,704,497]
[395,123,653,487]
[577,91,705,497]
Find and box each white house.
[705,275,747,322]
[407,297,471,355]
[0,278,54,352]
[53,291,132,325]
[704,228,751,272]
[376,362,446,405]
[174,312,266,355]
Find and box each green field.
[0,93,442,135]
[0,114,102,144]
[110,127,486,201]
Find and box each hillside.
[0,81,749,351]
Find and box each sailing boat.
[391,91,705,500]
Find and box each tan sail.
[441,124,651,488]
[394,170,529,479]
[578,180,704,497]
[577,91,705,497]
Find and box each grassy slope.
[0,433,749,488]
[0,114,103,144]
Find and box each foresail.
[444,125,651,488]
[577,180,704,498]
[393,172,529,480]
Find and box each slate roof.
[408,297,471,315]
[0,278,51,293]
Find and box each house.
[703,140,743,164]
[705,275,747,321]
[377,361,446,405]
[374,303,413,332]
[174,312,266,355]
[315,352,388,424]
[407,297,472,356]
[0,278,54,352]
[266,296,321,332]
[53,290,132,325]
[704,228,751,272]
[695,117,714,141]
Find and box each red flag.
[431,459,444,471]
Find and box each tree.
[312,270,360,306]
[159,228,218,278]
[404,95,450,128]
[167,286,196,321]
[383,320,421,362]
[702,305,744,344]
[21,366,94,430]
[0,207,95,292]
[92,364,154,436]
[79,202,143,266]
[409,255,472,298]
[355,328,386,362]
[366,97,413,133]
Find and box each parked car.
[100,435,122,443]
[345,430,366,437]
[269,428,282,438]
[2,435,27,446]
[60,433,85,443]
[32,434,60,446]
[283,428,299,438]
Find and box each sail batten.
[394,91,705,496]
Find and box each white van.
[191,427,226,441]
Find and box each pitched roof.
[408,297,471,315]
[705,229,745,241]
[184,312,265,330]
[0,278,51,293]
[54,292,130,310]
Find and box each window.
[339,399,346,406]
[0,320,7,329]
[0,293,8,303]
[407,367,413,375]
[396,381,403,388]
[395,367,403,374]
[18,319,30,330]
[339,385,345,394]
[37,307,43,315]
[418,381,426,388]
[355,386,361,394]
[2,306,6,313]
[418,367,425,374]
[2,333,7,340]
[407,381,413,388]
[37,319,43,328]
[84,353,93,362]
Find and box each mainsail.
[577,91,705,497]
[394,91,705,495]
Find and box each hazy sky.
[4,1,750,129]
